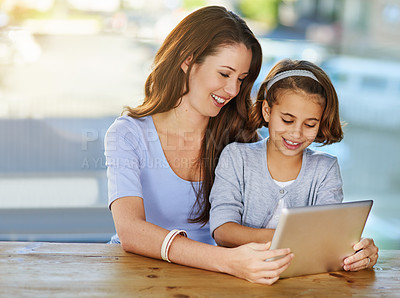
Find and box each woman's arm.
[111,196,294,285]
[213,222,275,247]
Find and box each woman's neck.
[153,104,209,138]
[151,103,208,182]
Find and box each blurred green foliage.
[240,0,279,28]
[183,0,207,10]
[6,6,52,24]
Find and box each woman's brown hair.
[250,59,343,145]
[124,6,262,224]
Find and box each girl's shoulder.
[304,147,338,166]
[217,139,267,170]
[223,138,267,156]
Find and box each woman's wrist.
[161,229,187,262]
[211,245,236,275]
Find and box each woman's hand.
[343,238,379,271]
[223,242,294,285]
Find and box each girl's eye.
[282,119,293,124]
[305,124,316,128]
[238,77,246,82]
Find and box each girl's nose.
[290,125,303,139]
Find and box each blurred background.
[0,0,399,248]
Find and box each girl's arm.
[210,144,279,247]
[213,222,275,247]
[343,238,379,271]
[315,157,379,270]
[209,144,278,247]
[111,196,294,285]
[313,158,344,206]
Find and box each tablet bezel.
[269,200,373,278]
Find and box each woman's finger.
[264,256,293,275]
[248,255,293,283]
[262,246,292,260]
[251,276,280,286]
[246,242,271,251]
[263,252,294,270]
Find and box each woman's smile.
[211,93,229,107]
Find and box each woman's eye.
[238,77,246,82]
[220,72,229,78]
[305,124,316,128]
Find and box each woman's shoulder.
[105,115,156,151]
[107,115,153,136]
[109,115,152,130]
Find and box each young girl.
[209,59,378,271]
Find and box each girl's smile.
[282,137,303,150]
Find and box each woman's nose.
[224,78,241,98]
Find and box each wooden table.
[1,242,399,297]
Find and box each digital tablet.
[269,200,373,278]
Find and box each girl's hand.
[343,238,379,271]
[224,242,294,285]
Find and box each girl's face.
[263,89,324,159]
[180,43,252,118]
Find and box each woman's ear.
[181,54,193,73]
[262,100,271,123]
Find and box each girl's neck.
[266,139,303,182]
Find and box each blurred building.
[341,0,400,60]
[271,0,400,60]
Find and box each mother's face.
[180,43,253,118]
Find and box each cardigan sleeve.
[209,144,245,237]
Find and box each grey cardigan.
[209,138,343,236]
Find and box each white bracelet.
[161,229,187,263]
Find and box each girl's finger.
[344,257,370,271]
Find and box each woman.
[105,6,293,285]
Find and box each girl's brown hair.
[124,6,261,224]
[250,59,343,145]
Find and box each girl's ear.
[181,54,193,73]
[262,100,271,123]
